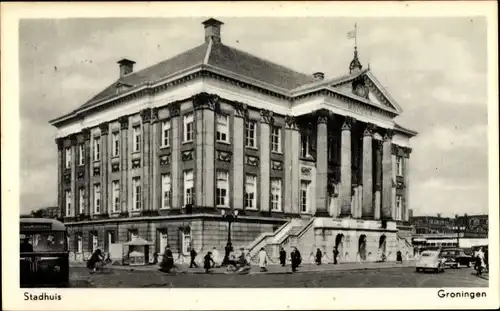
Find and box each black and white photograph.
[2,1,498,310]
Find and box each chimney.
[117,58,136,78]
[202,18,224,44]
[313,72,325,81]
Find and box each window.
[184,170,194,206]
[132,177,142,211]
[78,144,84,166]
[216,114,229,143]
[271,179,282,211]
[216,170,229,207]
[76,234,83,253]
[93,184,101,214]
[183,114,194,142]
[128,229,139,241]
[396,156,403,176]
[65,147,71,168]
[91,233,98,253]
[65,190,72,216]
[93,137,100,161]
[105,231,116,252]
[271,127,281,153]
[112,181,120,213]
[245,121,257,148]
[396,195,403,220]
[158,231,168,254]
[78,188,85,214]
[112,132,120,157]
[301,133,310,158]
[245,175,257,209]
[182,231,191,255]
[161,120,171,148]
[133,126,141,152]
[161,174,171,209]
[300,181,310,213]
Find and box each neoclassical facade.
[51,18,416,263]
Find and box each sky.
[19,17,488,217]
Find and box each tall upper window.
[216,170,229,207]
[93,137,100,161]
[300,181,310,213]
[133,126,141,152]
[396,195,403,220]
[132,177,142,211]
[183,114,194,142]
[216,114,229,143]
[396,156,404,176]
[65,190,72,216]
[112,132,120,157]
[78,188,85,214]
[65,147,71,169]
[245,175,257,209]
[271,127,282,153]
[112,181,120,213]
[78,144,84,166]
[93,184,101,214]
[271,179,282,211]
[245,121,257,148]
[300,134,310,158]
[161,174,172,209]
[184,170,194,206]
[161,120,171,148]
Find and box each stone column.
[193,93,216,208]
[391,147,397,220]
[56,138,64,218]
[403,148,412,221]
[339,117,353,217]
[315,109,330,216]
[141,108,152,212]
[233,102,246,210]
[170,103,181,208]
[151,109,159,211]
[119,116,129,214]
[82,128,91,216]
[381,130,393,220]
[99,123,109,215]
[373,139,382,219]
[362,124,374,219]
[259,109,273,213]
[70,135,78,217]
[285,116,300,214]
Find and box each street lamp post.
[221,209,239,266]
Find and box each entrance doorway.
[335,234,344,262]
[379,235,387,261]
[358,235,367,261]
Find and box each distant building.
[22,206,59,219]
[410,214,455,235]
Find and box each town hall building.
[50,18,416,264]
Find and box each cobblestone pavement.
[70,263,488,288]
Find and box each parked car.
[416,250,445,273]
[441,248,472,268]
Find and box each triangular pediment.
[330,70,403,114]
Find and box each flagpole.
[354,22,358,48]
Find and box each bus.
[20,218,69,287]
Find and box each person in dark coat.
[189,248,199,268]
[333,247,339,265]
[20,237,34,253]
[204,252,215,273]
[152,252,159,265]
[315,248,323,265]
[222,242,233,266]
[396,250,403,264]
[291,247,302,273]
[159,245,174,273]
[279,247,287,267]
[87,249,104,272]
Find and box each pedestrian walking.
[333,247,339,265]
[279,247,287,267]
[291,247,302,273]
[159,245,174,273]
[396,250,403,264]
[189,248,199,268]
[315,248,323,265]
[204,251,215,274]
[152,252,159,265]
[258,247,271,272]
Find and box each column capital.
[119,116,129,130]
[285,115,298,130]
[169,103,180,118]
[55,137,64,150]
[315,109,331,124]
[391,144,399,155]
[69,134,78,145]
[260,109,274,125]
[140,108,152,123]
[363,123,376,137]
[150,107,159,124]
[82,128,91,141]
[193,92,218,110]
[232,101,248,118]
[341,116,355,131]
[99,123,109,135]
[383,129,394,141]
[402,147,412,158]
